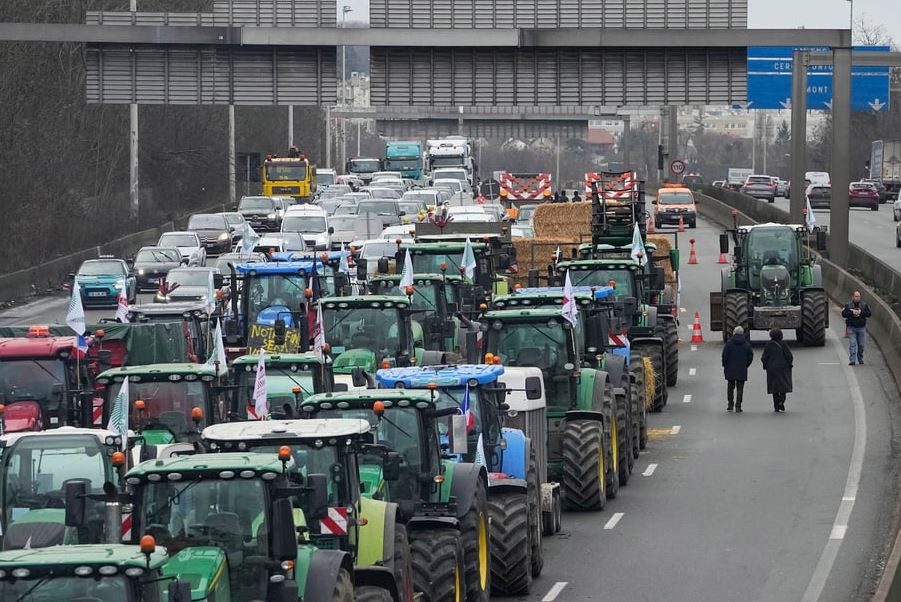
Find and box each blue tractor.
[376,364,544,596]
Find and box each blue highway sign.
[746,46,890,112]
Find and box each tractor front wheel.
[662,318,680,387]
[801,290,827,347]
[488,492,532,596]
[410,528,466,602]
[629,353,648,453]
[722,291,750,343]
[355,586,394,602]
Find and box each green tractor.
[231,352,336,419]
[113,452,357,600]
[480,306,625,509]
[0,543,195,602]
[201,418,414,601]
[95,363,221,461]
[299,389,488,602]
[0,428,127,551]
[710,224,828,345]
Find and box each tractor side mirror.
[496,254,511,270]
[383,452,402,481]
[328,226,334,234]
[168,580,194,602]
[446,301,459,315]
[351,367,367,388]
[356,257,368,281]
[334,272,349,293]
[653,266,666,292]
[377,257,390,274]
[270,498,299,561]
[449,414,468,455]
[816,230,827,251]
[64,479,88,527]
[525,376,543,400]
[306,474,329,520]
[719,234,729,254]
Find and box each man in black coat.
[841,291,872,365]
[722,326,754,412]
[761,328,793,413]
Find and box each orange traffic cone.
[688,238,699,264]
[691,311,705,343]
[647,215,656,233]
[678,216,686,232]
[718,250,729,264]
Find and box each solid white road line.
[643,463,658,476]
[671,425,682,434]
[604,512,624,530]
[542,582,569,601]
[683,394,692,403]
[688,368,697,376]
[801,328,867,602]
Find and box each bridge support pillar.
[789,49,808,224]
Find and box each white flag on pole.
[66,281,86,336]
[805,196,817,233]
[399,250,414,292]
[461,237,476,282]
[313,305,327,362]
[252,349,268,420]
[115,291,130,323]
[239,225,261,257]
[204,320,228,376]
[630,223,648,266]
[474,433,487,468]
[107,378,129,450]
[562,270,579,327]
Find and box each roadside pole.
[789,49,808,224]
[228,105,236,207]
[830,46,852,267]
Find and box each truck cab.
[385,141,423,180]
[262,152,316,203]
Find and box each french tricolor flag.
[459,385,475,432]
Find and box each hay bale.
[513,237,582,283]
[532,202,592,239]
[643,356,656,409]
[648,235,676,284]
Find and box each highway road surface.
[1,219,899,602]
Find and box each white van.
[805,171,830,187]
[282,205,332,250]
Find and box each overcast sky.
[749,0,900,45]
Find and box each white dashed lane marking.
[683,394,692,403]
[643,463,658,476]
[542,582,569,601]
[688,368,697,376]
[671,425,682,434]
[604,512,624,530]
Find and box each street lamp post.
[847,0,853,42]
[341,5,352,168]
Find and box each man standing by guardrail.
[842,291,872,366]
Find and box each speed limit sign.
[670,160,686,176]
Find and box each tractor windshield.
[485,321,575,407]
[380,282,450,312]
[106,379,210,439]
[244,444,345,514]
[237,366,316,416]
[0,359,67,409]
[245,274,308,326]
[433,387,500,449]
[0,575,133,601]
[2,435,111,539]
[412,251,488,280]
[746,228,799,271]
[323,306,403,356]
[566,268,634,298]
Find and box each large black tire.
[487,492,531,596]
[615,388,631,487]
[602,385,620,500]
[561,419,607,511]
[801,290,827,347]
[662,318,679,387]
[355,586,394,602]
[390,524,414,602]
[332,568,355,602]
[459,478,490,601]
[629,353,648,453]
[410,528,465,602]
[526,447,543,576]
[722,291,750,343]
[646,344,667,413]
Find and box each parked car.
[157,231,206,266]
[187,213,233,254]
[74,257,137,306]
[849,182,879,211]
[742,175,777,202]
[806,185,831,210]
[133,246,184,292]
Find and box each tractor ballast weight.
[709,223,828,346]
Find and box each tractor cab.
[231,352,334,419]
[737,224,803,303]
[320,296,415,375]
[96,363,219,461]
[125,301,213,361]
[0,428,125,550]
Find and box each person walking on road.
[722,326,753,413]
[842,291,872,365]
[761,328,793,413]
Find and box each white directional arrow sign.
[779,98,792,109]
[824,100,833,110]
[869,98,886,112]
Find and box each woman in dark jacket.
[722,326,754,412]
[761,328,793,412]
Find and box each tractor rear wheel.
[801,290,827,347]
[647,344,667,412]
[561,419,607,511]
[662,318,679,387]
[355,586,394,602]
[615,388,631,487]
[722,291,749,343]
[527,447,543,576]
[488,492,532,596]
[410,528,466,602]
[332,568,354,602]
[459,478,490,601]
[390,524,414,602]
[629,353,648,453]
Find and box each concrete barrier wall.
[0,203,227,304]
[698,190,901,602]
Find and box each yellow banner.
[248,323,301,354]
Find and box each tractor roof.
[234,261,326,275]
[270,250,348,263]
[377,364,504,388]
[492,286,615,309]
[302,389,434,411]
[97,362,217,381]
[232,352,323,367]
[0,426,120,449]
[370,273,464,284]
[557,259,641,271]
[319,296,410,309]
[483,307,568,321]
[127,452,289,478]
[404,242,489,253]
[203,418,371,444]
[0,336,79,359]
[738,223,805,233]
[0,544,168,572]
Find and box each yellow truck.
[262,147,317,202]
